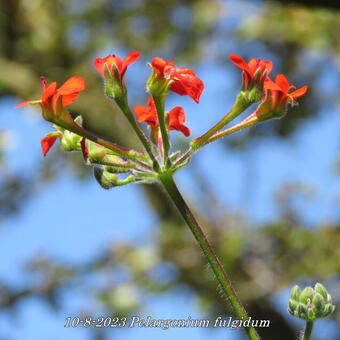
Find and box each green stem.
[191,95,250,151]
[172,148,192,169]
[303,321,314,340]
[116,97,161,172]
[159,174,260,340]
[203,115,259,147]
[153,95,171,167]
[63,119,149,169]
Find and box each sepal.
[104,63,126,101]
[146,63,171,98]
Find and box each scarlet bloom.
[229,54,273,91]
[255,74,308,119]
[41,135,59,157]
[151,57,204,103]
[15,76,85,123]
[265,74,307,109]
[134,97,190,136]
[94,51,140,78]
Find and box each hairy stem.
[159,174,260,340]
[302,321,314,340]
[64,119,150,169]
[153,95,171,167]
[191,95,250,150]
[116,97,161,172]
[203,115,259,147]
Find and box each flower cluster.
[15,51,308,187]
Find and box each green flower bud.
[288,299,298,315]
[300,287,314,304]
[323,304,335,317]
[296,303,307,319]
[60,129,82,152]
[314,283,328,300]
[288,283,335,321]
[94,167,135,189]
[312,293,325,314]
[290,285,301,301]
[326,293,332,304]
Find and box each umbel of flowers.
[16,52,314,340]
[16,51,307,186]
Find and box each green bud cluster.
[288,283,335,321]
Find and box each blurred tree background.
[0,0,339,339]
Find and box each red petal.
[58,77,85,95]
[15,100,39,108]
[172,73,204,103]
[134,104,157,128]
[80,138,88,159]
[115,55,123,74]
[275,74,290,94]
[57,77,85,106]
[248,59,258,76]
[168,107,191,136]
[165,66,195,77]
[61,92,81,106]
[264,60,273,74]
[41,135,58,156]
[121,51,140,76]
[229,54,251,74]
[264,77,281,91]
[41,82,57,104]
[152,57,167,74]
[290,85,308,99]
[94,58,105,77]
[147,96,156,112]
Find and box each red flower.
[41,135,59,157]
[94,51,140,78]
[151,57,204,103]
[168,107,190,137]
[134,97,190,136]
[255,74,308,119]
[15,77,85,122]
[229,54,273,91]
[134,97,158,129]
[264,74,307,110]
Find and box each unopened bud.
[94,167,135,189]
[287,283,335,321]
